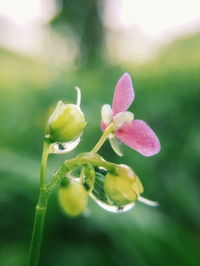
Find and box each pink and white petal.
[116,120,161,156]
[101,104,113,124]
[112,73,135,115]
[113,111,134,130]
[101,121,108,131]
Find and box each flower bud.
[46,101,86,143]
[58,180,88,216]
[104,164,143,207]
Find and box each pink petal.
[101,121,108,131]
[116,120,161,156]
[112,73,135,116]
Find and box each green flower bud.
[58,180,88,216]
[46,101,86,143]
[104,164,143,207]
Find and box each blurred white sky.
[104,0,200,37]
[0,0,199,62]
[0,0,56,25]
[103,0,200,61]
[0,0,57,57]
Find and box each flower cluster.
[46,73,161,216]
[28,73,161,266]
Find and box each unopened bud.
[104,164,143,207]
[46,101,86,143]
[58,180,88,216]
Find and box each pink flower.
[101,73,161,157]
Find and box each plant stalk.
[28,126,116,265]
[28,190,49,266]
[91,123,115,153]
[27,140,50,266]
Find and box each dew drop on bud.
[89,167,135,213]
[92,199,135,213]
[49,135,81,154]
[67,167,81,179]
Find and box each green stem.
[47,156,117,192]
[91,123,115,153]
[28,140,50,266]
[28,126,116,265]
[28,190,49,266]
[40,141,50,189]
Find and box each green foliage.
[0,33,200,266]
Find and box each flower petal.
[109,134,123,156]
[101,121,108,131]
[112,73,135,115]
[113,111,134,130]
[116,120,161,156]
[101,104,113,125]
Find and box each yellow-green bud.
[58,180,88,216]
[104,165,143,207]
[46,101,86,143]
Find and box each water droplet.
[67,168,81,179]
[90,167,135,213]
[49,135,81,154]
[90,193,135,213]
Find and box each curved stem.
[91,123,115,153]
[75,86,81,107]
[28,130,117,265]
[47,155,117,193]
[138,196,159,207]
[28,140,50,266]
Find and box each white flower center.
[101,104,134,130]
[113,111,134,130]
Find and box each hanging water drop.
[90,167,136,213]
[67,167,81,179]
[49,135,81,154]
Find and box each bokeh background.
[0,0,200,265]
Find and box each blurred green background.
[0,1,200,266]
